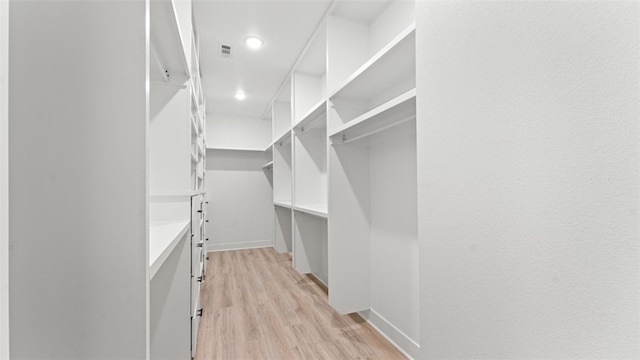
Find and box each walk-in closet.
[3,0,638,359]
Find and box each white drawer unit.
[189,193,206,357]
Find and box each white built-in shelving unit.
[266,0,419,357]
[271,81,295,254]
[149,0,207,358]
[328,2,419,356]
[290,22,329,284]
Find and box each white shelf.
[274,200,293,209]
[261,161,274,170]
[270,129,292,148]
[329,88,416,143]
[206,147,265,152]
[150,0,189,85]
[329,23,415,101]
[293,204,328,218]
[150,191,202,201]
[149,220,190,279]
[294,99,327,132]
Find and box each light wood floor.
[195,247,406,360]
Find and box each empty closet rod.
[339,114,416,144]
[150,44,170,82]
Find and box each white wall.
[207,113,271,150]
[0,0,9,357]
[205,149,274,251]
[417,2,639,358]
[9,1,148,358]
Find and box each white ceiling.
[194,0,333,120]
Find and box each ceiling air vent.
[220,44,231,58]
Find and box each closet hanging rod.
[337,114,416,145]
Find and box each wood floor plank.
[195,248,406,360]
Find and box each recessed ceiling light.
[245,36,263,50]
[235,91,246,100]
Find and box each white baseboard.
[358,309,420,360]
[207,240,272,252]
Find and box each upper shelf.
[149,191,203,200]
[329,23,415,102]
[271,129,292,148]
[150,0,190,86]
[206,147,266,152]
[329,88,416,144]
[294,100,326,133]
[274,200,293,209]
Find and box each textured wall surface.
[416,2,639,358]
[9,1,148,357]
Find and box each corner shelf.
[329,88,416,143]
